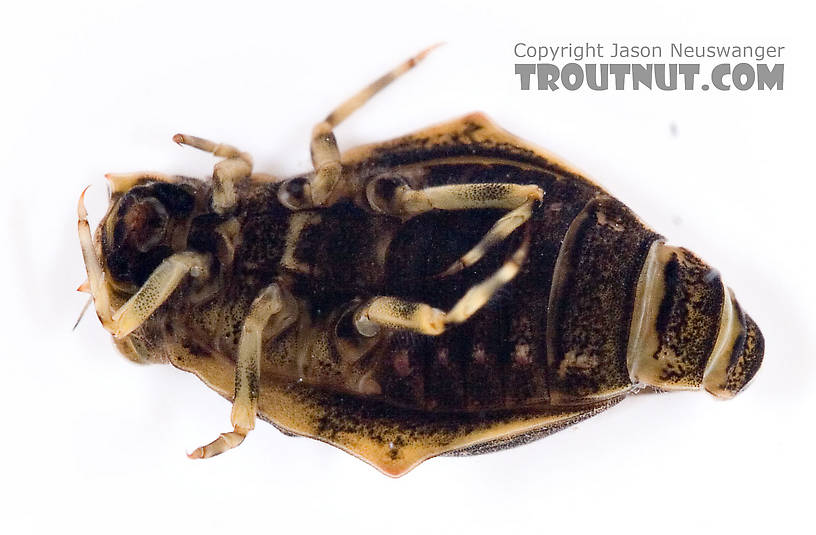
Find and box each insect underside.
[77,47,763,476]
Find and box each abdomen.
[358,161,761,411]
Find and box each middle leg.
[188,281,298,459]
[278,45,441,209]
[173,134,253,214]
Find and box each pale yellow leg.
[366,179,542,276]
[188,282,298,460]
[173,133,253,214]
[355,230,531,336]
[79,188,208,336]
[446,231,530,324]
[355,297,446,336]
[438,197,536,277]
[111,252,209,338]
[279,45,441,209]
[187,430,248,459]
[77,187,114,329]
[368,181,543,215]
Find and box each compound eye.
[278,177,313,210]
[366,174,407,213]
[122,196,169,252]
[150,182,194,218]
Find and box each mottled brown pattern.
[724,313,764,395]
[423,329,467,411]
[463,306,506,409]
[652,248,724,387]
[548,195,661,401]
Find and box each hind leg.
[367,179,543,276]
[354,229,531,336]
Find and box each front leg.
[78,190,210,336]
[188,282,298,459]
[111,252,210,338]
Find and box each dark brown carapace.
[77,47,763,476]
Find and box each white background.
[2,1,813,533]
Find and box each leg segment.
[78,187,114,329]
[437,195,536,277]
[189,282,298,459]
[111,252,210,338]
[187,429,248,459]
[78,189,210,337]
[446,229,530,323]
[353,181,542,335]
[355,229,531,336]
[355,297,446,336]
[173,134,253,214]
[281,45,441,209]
[368,181,543,216]
[368,179,543,276]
